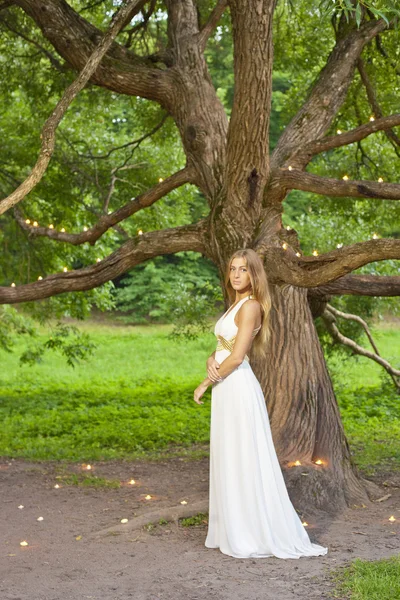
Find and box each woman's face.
[229,257,252,294]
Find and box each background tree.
[0,0,399,513]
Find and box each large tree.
[1,0,399,513]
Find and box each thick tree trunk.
[250,283,381,514]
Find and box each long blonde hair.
[224,248,272,358]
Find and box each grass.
[0,319,398,475]
[330,555,400,599]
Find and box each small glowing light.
[369,116,375,122]
[294,460,301,466]
[288,165,293,171]
[378,177,383,183]
[25,219,31,224]
[312,250,319,256]
[33,221,38,227]
[389,516,396,522]
[138,229,143,235]
[83,226,88,231]
[302,522,309,527]
[336,129,342,134]
[372,233,379,239]
[96,258,101,263]
[129,479,136,485]
[20,541,28,547]
[286,225,291,230]
[61,227,66,232]
[295,252,301,257]
[282,242,288,250]
[63,267,68,272]
[180,500,188,505]
[315,459,323,465]
[342,175,349,181]
[337,243,343,248]
[49,224,54,229]
[54,484,60,489]
[86,465,92,470]
[121,518,129,523]
[158,177,164,182]
[145,494,152,500]
[11,282,16,287]
[18,505,24,509]
[37,516,44,521]
[38,276,43,281]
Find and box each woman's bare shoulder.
[236,298,261,321]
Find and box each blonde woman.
[194,248,328,559]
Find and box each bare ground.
[1,455,399,600]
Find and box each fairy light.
[25,219,30,224]
[96,258,101,263]
[61,228,65,233]
[37,517,44,521]
[33,221,38,227]
[302,522,309,527]
[180,500,188,505]
[11,282,16,287]
[54,484,60,489]
[63,267,68,272]
[129,479,136,485]
[138,229,143,235]
[145,494,152,500]
[378,177,383,183]
[20,541,28,547]
[295,252,301,257]
[38,276,43,281]
[49,224,54,229]
[336,129,342,134]
[314,459,323,465]
[389,516,396,522]
[83,226,88,232]
[288,165,293,171]
[369,116,375,122]
[312,250,319,256]
[342,175,349,181]
[158,177,164,182]
[337,243,343,248]
[286,225,291,230]
[282,242,288,250]
[18,505,24,509]
[121,518,129,523]
[372,233,379,239]
[294,460,301,466]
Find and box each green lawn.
[330,555,400,600]
[0,320,399,473]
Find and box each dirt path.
[1,456,399,600]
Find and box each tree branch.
[275,168,400,201]
[271,18,389,169]
[198,0,228,51]
[1,218,207,304]
[322,304,400,387]
[307,274,400,298]
[0,0,149,216]
[290,114,400,165]
[264,239,400,288]
[13,167,195,245]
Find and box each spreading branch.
[13,167,195,245]
[0,0,150,216]
[0,219,207,304]
[264,239,400,288]
[322,304,400,388]
[275,169,400,200]
[290,114,400,165]
[307,274,400,298]
[198,0,228,51]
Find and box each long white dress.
[204,295,328,559]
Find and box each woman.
[194,248,328,559]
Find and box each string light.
[38,276,43,281]
[372,233,379,239]
[63,267,68,272]
[180,500,188,505]
[37,517,44,521]
[286,225,291,231]
[288,165,293,171]
[312,250,319,256]
[337,243,343,248]
[121,518,129,523]
[83,226,88,232]
[25,219,30,224]
[129,479,136,485]
[20,541,28,547]
[54,484,60,489]
[138,229,143,235]
[295,252,301,257]
[389,516,396,522]
[302,522,309,527]
[282,242,288,250]
[336,129,342,134]
[369,116,375,122]
[18,505,24,509]
[342,175,349,181]
[61,228,65,233]
[314,459,323,465]
[49,224,54,229]
[158,177,164,182]
[378,177,383,183]
[145,494,152,500]
[96,258,101,263]
[33,221,38,227]
[294,460,301,466]
[11,282,16,287]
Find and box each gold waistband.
[216,334,250,362]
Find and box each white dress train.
[205,296,328,559]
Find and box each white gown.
[205,296,328,559]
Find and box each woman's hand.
[206,356,222,383]
[194,381,209,405]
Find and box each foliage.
[330,555,400,600]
